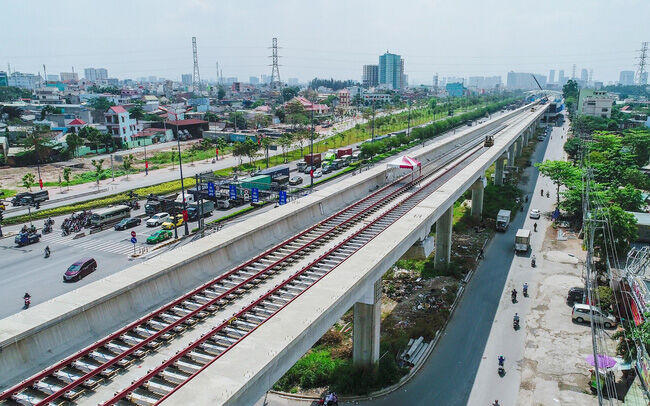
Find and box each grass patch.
[0,189,17,198]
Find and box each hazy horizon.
[2,0,649,85]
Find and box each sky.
[2,0,649,85]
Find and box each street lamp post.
[371,101,376,142]
[144,144,148,175]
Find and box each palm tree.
[23,128,51,188]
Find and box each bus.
[90,205,131,227]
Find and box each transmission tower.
[192,36,201,93]
[269,37,282,90]
[572,64,576,79]
[636,41,649,85]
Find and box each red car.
[64,258,97,282]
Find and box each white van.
[572,304,617,328]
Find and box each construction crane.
[531,74,548,103]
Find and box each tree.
[78,126,104,153]
[63,167,71,191]
[213,137,227,160]
[608,185,644,211]
[281,86,300,101]
[0,86,32,102]
[87,96,115,112]
[352,94,363,107]
[232,142,245,166]
[23,128,52,165]
[294,130,309,157]
[217,87,226,100]
[243,138,260,164]
[592,204,637,269]
[428,98,437,111]
[91,159,104,183]
[128,106,145,123]
[122,154,134,179]
[563,136,582,162]
[204,112,218,122]
[66,132,83,157]
[40,105,60,120]
[22,173,35,191]
[278,133,293,163]
[360,142,381,160]
[286,101,308,127]
[261,137,272,168]
[229,111,247,130]
[536,160,582,205]
[1,105,23,120]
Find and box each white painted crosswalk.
[41,232,141,256]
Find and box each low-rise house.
[104,105,140,144]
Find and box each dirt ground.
[517,230,598,405]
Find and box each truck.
[515,229,531,252]
[145,193,178,216]
[271,175,289,191]
[12,190,50,207]
[256,165,290,180]
[337,148,352,158]
[241,175,272,191]
[304,153,322,168]
[331,159,344,170]
[187,200,215,221]
[323,151,337,164]
[15,231,41,247]
[496,209,511,231]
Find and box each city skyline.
[1,0,648,85]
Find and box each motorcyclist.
[493,401,500,406]
[511,289,517,301]
[514,313,520,324]
[531,254,537,267]
[21,225,28,233]
[546,191,550,198]
[498,355,505,366]
[540,188,543,196]
[44,246,51,257]
[534,222,537,232]
[47,217,53,225]
[523,282,529,296]
[23,292,31,300]
[29,224,36,234]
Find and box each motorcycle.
[24,296,31,309]
[511,290,517,303]
[43,223,52,234]
[523,284,529,297]
[44,247,51,258]
[531,255,536,268]
[497,356,505,376]
[513,316,520,330]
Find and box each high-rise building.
[60,72,78,81]
[181,74,192,85]
[249,76,259,85]
[506,72,547,90]
[84,68,108,81]
[46,74,59,82]
[260,74,271,84]
[558,70,566,85]
[619,70,636,85]
[468,76,502,89]
[548,69,555,84]
[96,68,108,80]
[580,69,589,83]
[362,64,379,87]
[0,71,8,87]
[288,78,299,86]
[378,52,403,90]
[8,72,41,89]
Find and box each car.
[572,303,617,328]
[567,287,585,304]
[161,214,184,230]
[537,136,545,141]
[303,165,314,174]
[146,212,170,227]
[289,176,303,186]
[313,168,323,178]
[63,258,97,282]
[114,217,142,230]
[147,229,173,244]
[322,164,333,174]
[529,209,541,219]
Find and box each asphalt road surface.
[353,116,564,406]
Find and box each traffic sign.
[229,184,237,200]
[251,188,259,203]
[243,190,250,200]
[131,231,136,238]
[279,190,287,205]
[207,182,216,197]
[131,237,137,244]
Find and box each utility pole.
[371,101,376,142]
[177,139,189,236]
[192,36,201,94]
[310,109,314,191]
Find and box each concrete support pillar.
[434,205,453,269]
[515,138,522,158]
[353,279,381,366]
[508,143,515,166]
[470,178,485,219]
[494,155,505,186]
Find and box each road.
[348,117,564,405]
[4,103,485,219]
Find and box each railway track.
[0,108,535,406]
